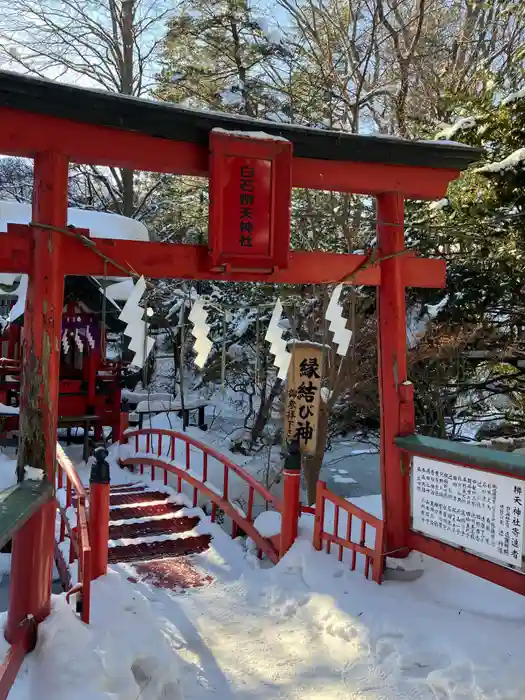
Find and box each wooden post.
[279,441,301,558]
[86,347,100,408]
[6,152,69,642]
[115,412,129,443]
[89,447,110,580]
[89,483,110,579]
[376,192,410,558]
[279,468,301,557]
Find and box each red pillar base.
[89,482,110,580]
[5,501,55,644]
[279,469,301,558]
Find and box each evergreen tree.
[407,86,525,437]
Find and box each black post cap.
[284,438,302,472]
[90,446,111,484]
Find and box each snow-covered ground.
[3,422,525,699]
[6,482,525,699]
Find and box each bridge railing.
[55,444,91,623]
[313,480,385,583]
[121,428,282,563]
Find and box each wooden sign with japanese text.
[285,343,323,455]
[411,456,525,571]
[208,129,292,271]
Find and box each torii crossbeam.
[0,71,480,641]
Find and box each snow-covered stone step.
[109,515,199,541]
[107,534,211,564]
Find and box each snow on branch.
[476,148,525,175]
[435,117,477,140]
[501,89,525,107]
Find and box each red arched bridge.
[52,428,385,629]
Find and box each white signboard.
[411,456,525,569]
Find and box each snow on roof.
[476,147,525,175]
[0,200,149,241]
[212,127,290,142]
[435,117,477,141]
[0,201,149,320]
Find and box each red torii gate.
[0,71,479,640]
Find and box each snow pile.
[476,147,525,174]
[435,117,477,140]
[24,466,43,481]
[139,512,525,700]
[253,510,281,538]
[5,570,183,700]
[117,441,135,463]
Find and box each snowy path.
[112,517,525,700]
[5,446,525,699]
[8,510,525,699]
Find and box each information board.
[411,456,525,569]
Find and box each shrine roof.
[0,71,481,172]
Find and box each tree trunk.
[120,0,135,217]
[303,400,329,505]
[121,168,134,217]
[250,378,282,444]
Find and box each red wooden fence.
[121,428,283,563]
[122,429,386,578]
[313,480,385,583]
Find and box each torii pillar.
[376,192,414,558]
[5,152,68,642]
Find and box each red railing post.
[81,547,92,624]
[279,466,301,558]
[89,447,110,580]
[398,380,415,554]
[114,411,129,443]
[117,432,128,470]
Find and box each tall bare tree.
[0,0,174,217]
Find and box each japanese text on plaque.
[285,345,322,454]
[411,456,525,568]
[239,165,254,248]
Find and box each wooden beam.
[0,482,53,551]
[0,107,459,199]
[408,531,525,596]
[396,434,525,479]
[0,227,446,288]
